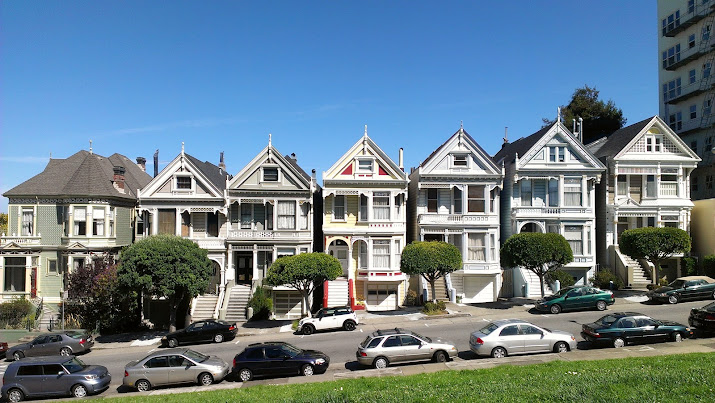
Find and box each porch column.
[152,208,158,235]
[581,175,587,208]
[226,247,234,282]
[175,208,180,236]
[252,246,258,283]
[558,176,564,208]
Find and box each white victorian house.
[322,128,409,311]
[408,126,504,303]
[225,137,318,320]
[494,120,605,297]
[587,116,701,286]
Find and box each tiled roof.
[184,154,232,191]
[3,150,152,200]
[586,117,654,158]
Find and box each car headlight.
[84,374,99,380]
[315,358,326,365]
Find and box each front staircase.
[522,268,553,298]
[326,278,349,307]
[621,254,651,289]
[224,285,251,322]
[191,294,219,320]
[424,277,449,301]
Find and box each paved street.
[3,294,715,400]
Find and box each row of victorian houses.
[0,115,702,322]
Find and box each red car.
[0,341,8,355]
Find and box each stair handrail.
[444,273,456,303]
[213,288,224,319]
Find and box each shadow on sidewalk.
[463,298,537,310]
[95,330,167,344]
[240,319,293,329]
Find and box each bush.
[704,255,715,278]
[682,257,697,276]
[0,298,35,328]
[590,269,624,290]
[405,289,419,306]
[422,300,447,315]
[546,270,575,288]
[248,286,273,321]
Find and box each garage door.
[367,284,397,311]
[464,276,495,302]
[273,291,303,319]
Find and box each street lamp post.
[61,290,65,331]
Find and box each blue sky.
[1,1,656,213]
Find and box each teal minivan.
[536,286,615,314]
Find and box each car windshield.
[409,332,431,343]
[704,302,715,312]
[66,332,85,339]
[596,315,619,327]
[554,288,573,297]
[668,280,686,288]
[62,357,87,373]
[479,323,499,335]
[183,350,209,363]
[360,336,373,348]
[281,344,303,357]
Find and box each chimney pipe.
[399,148,404,171]
[291,153,297,161]
[153,150,159,177]
[219,151,226,173]
[136,157,146,172]
[578,117,584,142]
[113,166,126,193]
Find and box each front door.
[205,261,220,294]
[328,244,349,277]
[235,252,253,285]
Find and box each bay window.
[277,201,296,230]
[565,226,583,255]
[453,188,462,214]
[427,189,438,213]
[373,192,390,220]
[468,185,485,212]
[564,178,582,206]
[359,195,369,221]
[74,207,87,236]
[3,257,26,292]
[373,240,390,268]
[300,203,309,230]
[468,233,486,262]
[333,195,346,221]
[92,207,105,236]
[520,180,532,206]
[548,179,559,206]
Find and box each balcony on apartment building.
[61,235,122,247]
[0,234,42,246]
[227,228,310,241]
[662,3,714,37]
[418,213,498,226]
[665,76,715,105]
[512,206,593,218]
[663,35,715,71]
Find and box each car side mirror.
[564,295,569,299]
[57,371,64,376]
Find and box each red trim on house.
[323,280,329,308]
[348,278,364,310]
[378,165,388,175]
[341,164,353,175]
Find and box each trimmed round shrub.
[546,270,576,288]
[248,286,273,321]
[590,269,624,290]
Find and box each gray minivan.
[0,356,111,402]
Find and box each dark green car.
[582,312,693,348]
[536,286,615,314]
[646,276,715,304]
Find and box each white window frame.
[332,195,346,222]
[451,154,469,168]
[277,200,296,230]
[73,207,87,236]
[262,166,280,183]
[92,207,105,236]
[21,207,34,236]
[47,258,58,275]
[564,225,583,256]
[372,192,391,221]
[549,146,565,163]
[173,174,195,192]
[427,189,438,213]
[467,233,486,262]
[359,194,369,221]
[355,158,375,176]
[563,178,582,207]
[373,240,391,269]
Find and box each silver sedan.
[356,328,458,368]
[469,319,577,358]
[123,348,230,392]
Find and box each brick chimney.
[113,166,126,193]
[136,157,146,172]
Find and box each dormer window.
[549,147,565,162]
[263,167,279,182]
[452,154,468,167]
[173,175,194,192]
[356,158,373,174]
[646,136,663,152]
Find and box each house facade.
[225,138,318,319]
[588,116,701,286]
[494,121,605,297]
[322,129,409,311]
[1,150,151,303]
[408,127,504,303]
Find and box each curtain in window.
[333,196,345,220]
[360,195,368,221]
[373,193,390,220]
[299,203,309,229]
[22,209,33,236]
[241,204,252,229]
[548,179,559,206]
[564,226,583,255]
[373,240,390,268]
[74,208,86,235]
[564,178,582,206]
[277,201,296,229]
[359,242,368,269]
[468,233,486,261]
[520,180,532,206]
[93,208,105,236]
[158,209,176,235]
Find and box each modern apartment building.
[658,0,715,200]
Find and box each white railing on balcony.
[660,183,678,197]
[61,236,120,247]
[419,214,498,225]
[227,230,309,239]
[191,238,226,249]
[513,206,592,216]
[1,234,42,245]
[367,222,405,229]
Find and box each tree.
[265,252,342,317]
[543,85,626,144]
[400,241,462,303]
[619,227,691,285]
[501,233,574,297]
[0,212,8,235]
[118,234,213,331]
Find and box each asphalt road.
[2,297,713,400]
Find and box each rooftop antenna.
[49,152,52,159]
[89,140,93,154]
[460,120,464,131]
[503,127,508,144]
[557,107,561,123]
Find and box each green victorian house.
[0,149,151,303]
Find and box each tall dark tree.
[543,85,626,144]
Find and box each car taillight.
[229,325,236,331]
[475,338,484,345]
[79,338,86,346]
[705,313,715,320]
[124,371,128,377]
[359,352,367,357]
[233,358,237,367]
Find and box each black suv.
[232,342,329,382]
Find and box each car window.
[399,335,421,346]
[520,325,543,335]
[245,348,264,360]
[281,344,302,357]
[145,357,169,368]
[184,350,208,363]
[567,289,582,297]
[32,336,48,345]
[62,357,87,373]
[17,365,43,376]
[617,318,637,328]
[382,336,402,348]
[265,347,285,359]
[168,355,191,367]
[42,364,65,375]
[193,322,206,330]
[363,337,382,349]
[500,325,519,336]
[636,318,657,327]
[479,323,499,335]
[705,302,715,312]
[48,335,62,343]
[596,315,619,327]
[669,280,686,288]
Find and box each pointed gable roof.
[418,127,501,175]
[493,125,551,166]
[228,144,312,190]
[4,150,151,200]
[139,151,231,198]
[323,132,407,182]
[184,154,232,191]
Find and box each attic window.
[549,147,565,162]
[453,155,468,167]
[176,176,192,189]
[263,167,279,182]
[357,159,373,173]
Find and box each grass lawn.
[105,352,715,402]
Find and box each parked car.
[161,319,238,348]
[0,356,111,402]
[646,276,715,304]
[0,341,8,355]
[688,301,715,333]
[123,348,230,392]
[6,332,94,361]
[469,319,576,358]
[581,312,693,348]
[297,306,359,335]
[356,328,457,369]
[233,342,329,382]
[536,286,615,314]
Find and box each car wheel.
[7,388,24,403]
[213,333,224,343]
[135,379,151,392]
[302,324,315,335]
[668,294,679,304]
[433,351,448,363]
[168,338,179,348]
[554,341,569,353]
[613,337,626,348]
[12,351,24,361]
[60,347,72,356]
[238,368,253,382]
[672,332,683,343]
[343,320,356,331]
[550,304,562,314]
[596,300,607,311]
[373,356,389,369]
[301,364,314,376]
[491,347,507,358]
[198,372,214,386]
[72,384,88,398]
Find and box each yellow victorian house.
[322,128,409,311]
